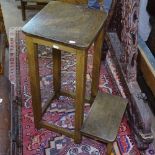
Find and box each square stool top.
[22,1,107,49]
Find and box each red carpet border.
[9,27,155,155]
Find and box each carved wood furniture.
[106,33,154,150]
[105,0,154,150]
[22,1,127,154]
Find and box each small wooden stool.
[22,1,107,143]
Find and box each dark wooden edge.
[138,35,155,96]
[81,131,114,143]
[106,32,154,149]
[138,35,155,70]
[22,23,105,51]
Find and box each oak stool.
[22,1,127,154]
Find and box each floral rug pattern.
[9,27,155,155]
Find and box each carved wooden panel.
[121,0,139,82]
[107,0,153,150]
[108,0,122,38]
[109,0,139,82]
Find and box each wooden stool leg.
[74,50,87,143]
[21,1,27,21]
[107,143,113,155]
[91,29,104,101]
[52,48,61,97]
[25,36,42,129]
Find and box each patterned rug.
[9,27,155,155]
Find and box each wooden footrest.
[81,92,127,143]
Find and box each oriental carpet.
[9,27,155,155]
